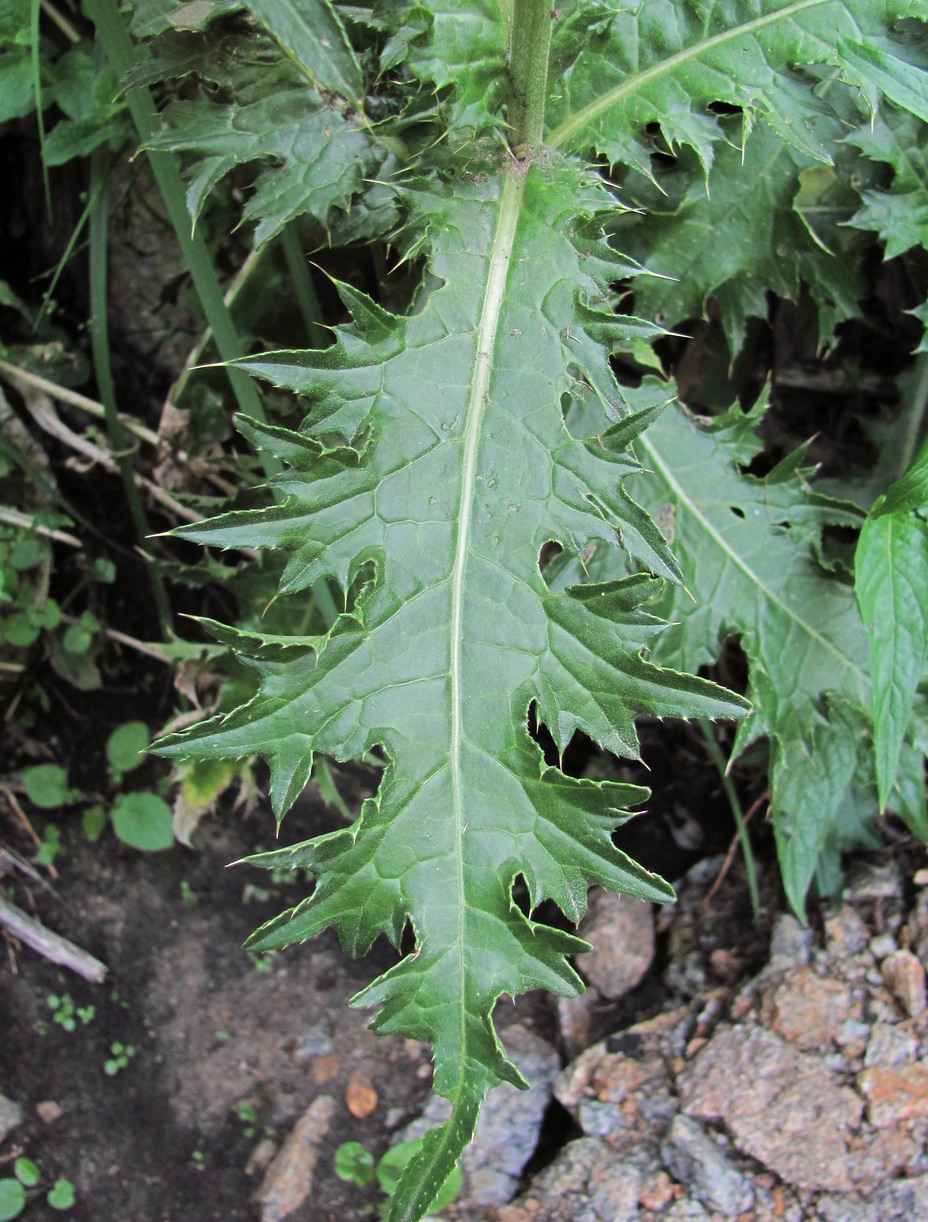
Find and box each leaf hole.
[538,541,562,575]
[729,506,745,519]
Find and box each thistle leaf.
[245,0,365,112]
[847,108,928,259]
[552,390,874,915]
[547,0,924,171]
[855,435,928,810]
[156,163,748,1216]
[146,86,379,243]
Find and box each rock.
[823,906,870,960]
[869,1172,928,1219]
[850,1120,927,1190]
[0,1094,22,1142]
[578,890,655,1000]
[818,1173,928,1221]
[402,1026,560,1206]
[835,1018,871,1058]
[881,949,927,1016]
[35,1099,62,1125]
[843,861,903,903]
[555,1010,679,1113]
[253,1094,335,1222]
[664,1201,710,1221]
[638,1168,675,1211]
[660,1115,754,1216]
[501,1137,642,1222]
[858,1064,928,1128]
[245,1138,278,1178]
[576,1098,628,1137]
[869,933,898,961]
[678,1024,862,1191]
[767,914,813,968]
[761,965,855,1052]
[865,1022,918,1068]
[556,991,599,1059]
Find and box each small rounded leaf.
[376,1141,461,1208]
[0,1179,25,1221]
[333,1141,375,1187]
[110,793,174,852]
[62,624,92,655]
[4,614,40,648]
[106,722,150,776]
[81,804,107,843]
[47,1179,76,1210]
[10,536,44,571]
[21,764,73,809]
[13,1159,39,1188]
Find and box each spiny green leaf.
[838,37,928,124]
[146,86,380,243]
[855,430,928,810]
[855,511,928,810]
[245,0,365,113]
[847,107,928,259]
[380,0,508,137]
[156,162,748,1217]
[613,122,867,349]
[554,389,873,914]
[129,0,239,38]
[874,432,928,517]
[547,0,923,171]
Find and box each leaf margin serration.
[155,157,750,1218]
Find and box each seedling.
[179,880,200,905]
[0,1158,75,1218]
[245,948,276,973]
[20,765,77,811]
[335,1140,461,1219]
[103,1041,135,1076]
[33,823,65,869]
[47,994,95,1033]
[105,722,149,783]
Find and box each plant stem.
[280,226,329,348]
[697,719,761,921]
[507,0,553,151]
[85,0,267,430]
[30,0,52,215]
[898,352,928,481]
[86,0,340,634]
[88,132,173,635]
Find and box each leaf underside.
[156,161,747,1218]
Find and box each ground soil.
[1,778,438,1222]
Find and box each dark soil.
[1,783,441,1222]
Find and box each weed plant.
[3,2,928,1218]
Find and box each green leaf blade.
[245,0,365,112]
[548,0,919,166]
[553,391,873,914]
[158,160,746,1215]
[855,505,928,810]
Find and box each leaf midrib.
[547,0,831,150]
[448,166,525,1049]
[639,430,869,691]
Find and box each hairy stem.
[507,0,553,150]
